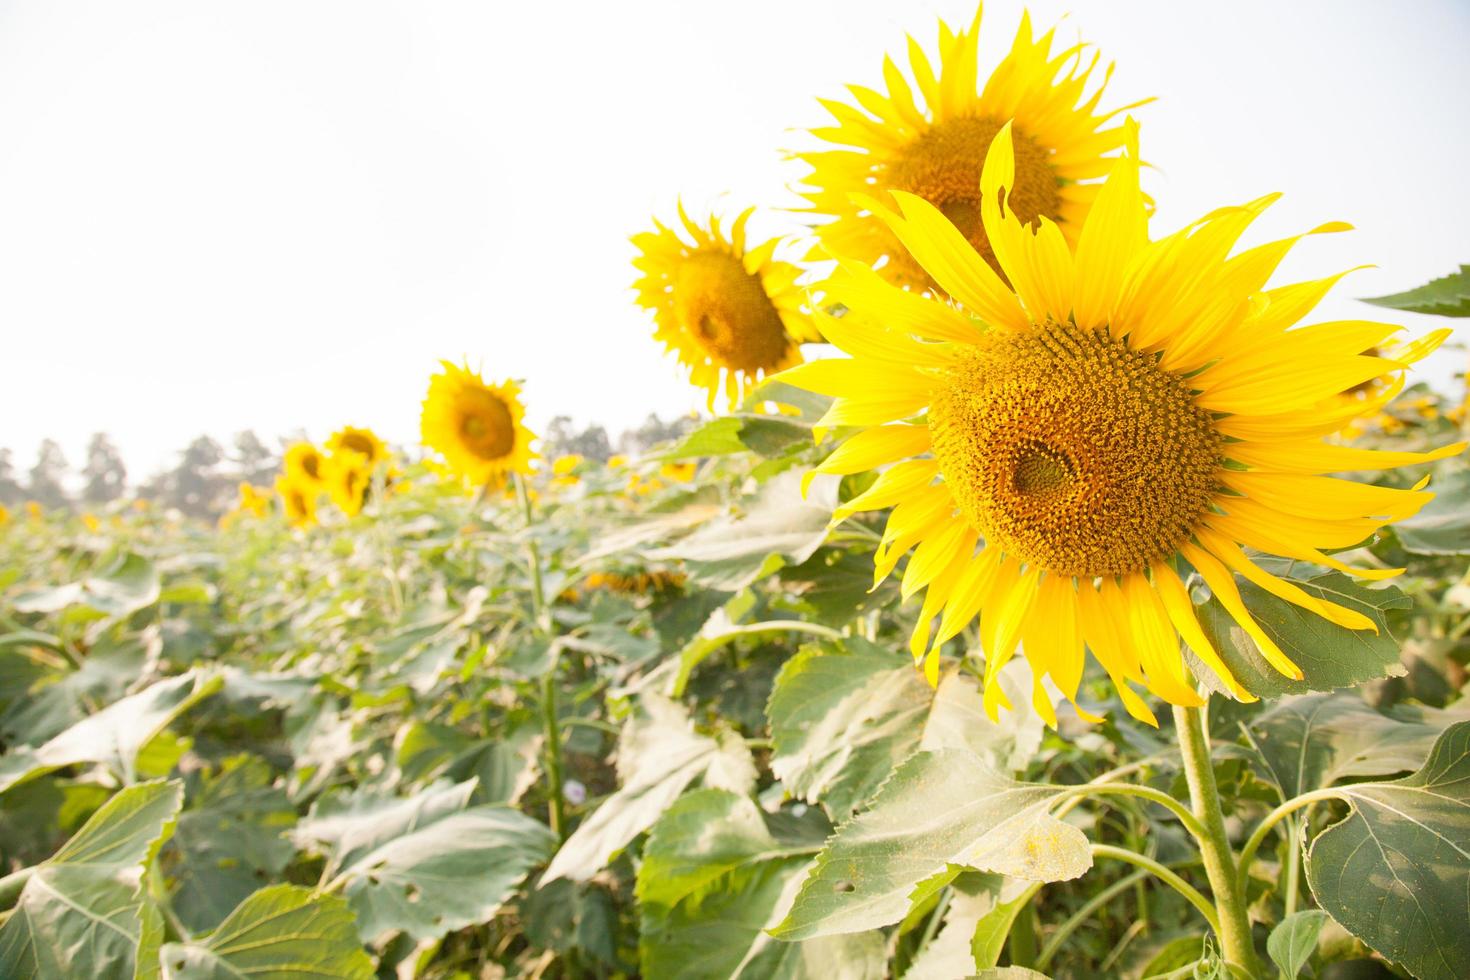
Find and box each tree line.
[0,413,695,520]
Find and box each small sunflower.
[781,122,1463,725]
[236,482,270,518]
[325,452,371,517]
[797,6,1135,290]
[283,443,327,487]
[420,361,537,485]
[275,476,319,528]
[326,426,389,467]
[632,205,819,409]
[0,504,9,526]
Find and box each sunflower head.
[326,426,389,467]
[325,452,371,517]
[0,504,9,526]
[420,362,537,485]
[782,121,1463,725]
[236,482,270,518]
[275,476,319,528]
[797,7,1134,291]
[284,443,327,486]
[632,205,819,409]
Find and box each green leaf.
[13,552,161,619]
[1192,569,1410,699]
[1394,468,1470,555]
[768,642,1046,819]
[294,779,556,943]
[0,780,183,979]
[0,632,152,746]
[0,670,221,794]
[637,789,883,980]
[772,749,1091,941]
[658,413,811,461]
[1245,691,1452,799]
[165,756,298,934]
[1305,721,1470,980]
[1267,909,1330,978]
[393,721,540,804]
[1362,264,1470,317]
[645,470,839,591]
[972,969,1053,980]
[901,872,1027,978]
[671,612,841,699]
[159,884,373,980]
[544,694,755,882]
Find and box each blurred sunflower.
[283,443,327,488]
[551,454,583,488]
[782,122,1463,725]
[326,452,371,517]
[236,482,271,518]
[25,502,42,521]
[275,476,319,528]
[797,7,1134,290]
[632,206,818,409]
[82,513,101,533]
[326,426,389,467]
[0,504,10,526]
[420,362,537,484]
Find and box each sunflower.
[632,205,819,408]
[326,426,389,467]
[781,122,1463,726]
[325,452,370,517]
[236,482,271,518]
[796,6,1135,291]
[283,443,327,487]
[275,476,319,528]
[420,361,537,485]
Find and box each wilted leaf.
[1267,909,1330,978]
[1362,264,1470,317]
[772,749,1091,941]
[294,779,556,942]
[0,670,221,794]
[1193,570,1410,698]
[544,694,755,882]
[159,884,373,979]
[0,780,183,979]
[1306,721,1470,980]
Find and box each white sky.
[1,0,1467,477]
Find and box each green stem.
[1090,844,1219,933]
[516,473,565,843]
[1283,814,1302,918]
[1058,782,1208,841]
[1235,788,1339,891]
[1174,704,1261,977]
[1035,869,1148,973]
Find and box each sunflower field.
[3,6,1470,980]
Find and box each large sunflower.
[326,426,389,467]
[420,361,537,485]
[797,6,1135,290]
[632,205,819,408]
[781,122,1462,726]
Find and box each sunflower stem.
[516,473,565,843]
[1173,703,1261,978]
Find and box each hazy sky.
[1,0,1467,476]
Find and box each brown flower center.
[673,252,790,373]
[457,391,516,460]
[928,320,1221,578]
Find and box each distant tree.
[82,433,128,504]
[232,430,277,486]
[617,413,697,455]
[167,435,230,517]
[543,416,613,461]
[0,449,23,505]
[26,440,71,508]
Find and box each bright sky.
[1,0,1467,477]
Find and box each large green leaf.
[658,413,811,461]
[1305,721,1470,980]
[1393,468,1470,556]
[772,748,1091,941]
[159,884,373,980]
[767,642,1043,819]
[294,779,556,943]
[12,552,161,619]
[637,789,884,980]
[0,670,221,794]
[165,756,298,933]
[0,780,183,979]
[544,694,755,883]
[1192,569,1410,698]
[645,470,839,591]
[1245,692,1455,799]
[1362,264,1470,317]
[0,631,152,746]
